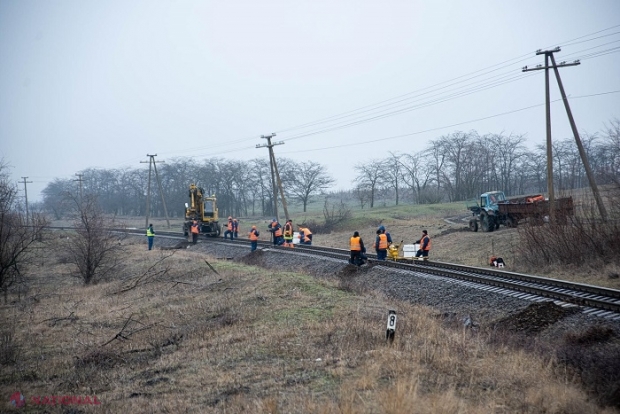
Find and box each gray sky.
[1,0,619,202]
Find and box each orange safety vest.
[299,227,312,242]
[350,236,361,251]
[227,220,233,231]
[249,229,259,241]
[273,222,283,237]
[421,235,431,251]
[283,223,293,238]
[191,223,199,234]
[378,234,388,249]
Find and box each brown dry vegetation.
[1,236,618,413]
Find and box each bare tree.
[353,185,370,209]
[354,160,384,208]
[63,194,123,285]
[288,161,335,212]
[0,161,48,302]
[384,153,402,206]
[398,152,433,203]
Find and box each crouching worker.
[249,225,260,252]
[349,231,367,266]
[415,230,431,258]
[298,225,312,245]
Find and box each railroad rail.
[51,226,620,319]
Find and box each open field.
[1,236,618,413]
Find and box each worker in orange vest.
[268,219,283,245]
[190,220,200,244]
[224,216,234,240]
[249,225,260,251]
[349,231,367,266]
[298,225,312,245]
[282,219,294,247]
[415,230,431,258]
[374,229,388,260]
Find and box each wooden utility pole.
[141,154,171,229]
[523,47,607,222]
[74,173,84,203]
[257,134,290,221]
[20,177,32,225]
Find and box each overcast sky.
[1,0,619,202]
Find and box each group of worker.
[267,219,312,246]
[349,226,431,266]
[150,218,431,263]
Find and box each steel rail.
[48,226,620,315]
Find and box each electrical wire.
[277,90,620,155]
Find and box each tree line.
[40,121,620,218]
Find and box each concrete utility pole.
[20,177,32,225]
[523,47,608,222]
[141,154,171,229]
[257,133,290,221]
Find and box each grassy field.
[1,235,617,413]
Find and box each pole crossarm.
[524,47,608,221]
[257,133,289,221]
[142,154,171,229]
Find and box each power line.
[277,90,620,155]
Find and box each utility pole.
[141,154,171,229]
[257,134,290,221]
[20,177,32,225]
[74,173,84,203]
[523,47,607,222]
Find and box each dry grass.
[1,236,616,413]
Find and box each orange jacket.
[249,228,259,241]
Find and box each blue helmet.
[378,225,385,231]
[272,218,277,222]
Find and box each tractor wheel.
[469,219,478,232]
[506,216,517,228]
[482,215,494,232]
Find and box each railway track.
[54,226,620,320]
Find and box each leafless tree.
[63,194,123,285]
[384,152,402,206]
[0,161,48,302]
[353,185,370,209]
[398,152,433,203]
[353,160,384,208]
[288,161,335,212]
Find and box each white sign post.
[386,309,397,344]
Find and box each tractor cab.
[480,191,506,212]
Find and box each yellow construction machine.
[183,184,220,237]
[387,240,405,261]
[386,240,429,261]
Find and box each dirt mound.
[236,250,266,266]
[336,264,361,277]
[494,301,580,334]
